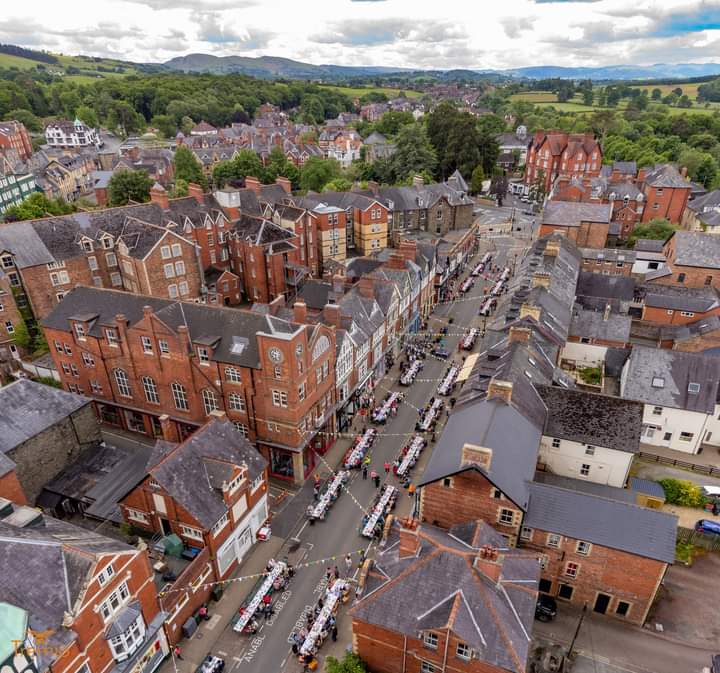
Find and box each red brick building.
[538,202,613,248]
[638,165,691,224]
[525,131,602,195]
[41,286,337,483]
[351,518,539,673]
[639,284,720,325]
[0,120,33,161]
[0,504,169,673]
[651,231,720,289]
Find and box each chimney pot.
[487,378,513,405]
[509,326,531,344]
[293,301,308,324]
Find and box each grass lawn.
[0,53,46,70]
[631,82,703,100]
[318,84,422,98]
[509,91,559,103]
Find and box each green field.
[509,91,559,103]
[318,84,422,99]
[631,82,703,100]
[0,50,142,79]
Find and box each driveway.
[632,459,720,489]
[647,553,720,649]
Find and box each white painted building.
[45,118,102,148]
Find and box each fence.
[638,451,720,477]
[677,526,720,552]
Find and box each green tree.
[3,192,75,221]
[390,123,437,183]
[152,114,177,138]
[6,108,41,132]
[174,145,207,189]
[171,178,188,198]
[651,88,662,100]
[659,478,706,508]
[323,178,353,192]
[470,165,485,194]
[628,218,676,246]
[677,95,692,108]
[213,149,265,188]
[108,170,153,207]
[264,145,300,188]
[75,105,99,129]
[12,317,32,350]
[299,157,341,193]
[374,110,414,137]
[582,89,594,106]
[325,653,368,673]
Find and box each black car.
[535,594,557,622]
[196,656,225,673]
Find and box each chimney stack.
[487,378,513,405]
[245,176,262,195]
[115,313,129,346]
[149,183,169,210]
[399,239,417,264]
[158,414,179,443]
[293,301,308,324]
[275,176,292,194]
[509,326,531,344]
[177,324,192,355]
[187,182,205,204]
[398,518,421,559]
[474,545,505,583]
[519,304,541,322]
[323,303,342,327]
[386,253,406,270]
[460,443,493,471]
[142,305,154,319]
[680,166,688,179]
[367,180,379,196]
[332,274,345,296]
[358,276,374,299]
[412,175,424,188]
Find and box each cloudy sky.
[2,0,720,69]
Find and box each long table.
[299,579,347,655]
[460,277,474,293]
[233,559,286,633]
[461,328,479,350]
[500,267,510,282]
[419,398,443,431]
[397,435,425,477]
[479,297,496,316]
[308,471,348,520]
[400,359,422,386]
[372,392,401,423]
[344,428,376,468]
[471,262,485,277]
[362,485,397,537]
[438,366,459,396]
[482,253,492,265]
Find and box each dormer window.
[81,240,93,253]
[198,347,210,363]
[688,382,701,394]
[74,323,86,340]
[102,236,113,249]
[651,377,665,388]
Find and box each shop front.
[111,614,169,673]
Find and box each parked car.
[535,594,557,621]
[197,656,225,673]
[701,485,720,499]
[695,519,720,536]
[431,347,450,359]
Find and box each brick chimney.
[532,272,551,289]
[293,301,308,324]
[680,166,688,179]
[610,168,621,182]
[509,326,531,344]
[176,324,192,355]
[399,239,417,264]
[187,182,205,204]
[487,378,513,405]
[358,276,374,299]
[398,518,421,559]
[367,180,379,197]
[519,303,541,321]
[413,175,424,188]
[544,239,561,257]
[275,176,292,194]
[637,168,647,183]
[474,545,505,583]
[268,294,286,316]
[149,183,169,209]
[158,414,179,443]
[143,305,154,319]
[460,443,493,471]
[386,253,406,270]
[245,176,262,195]
[323,303,342,327]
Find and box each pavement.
[638,442,720,470]
[633,458,720,489]
[157,240,518,673]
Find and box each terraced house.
[42,286,337,483]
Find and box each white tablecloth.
[372,392,400,422]
[460,277,473,292]
[438,366,459,396]
[233,560,286,632]
[362,485,396,537]
[400,360,421,386]
[299,579,347,655]
[309,471,348,519]
[461,328,479,349]
[397,436,425,477]
[344,429,376,467]
[419,399,443,431]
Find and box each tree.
[325,653,368,673]
[107,170,153,207]
[390,123,437,183]
[75,105,99,129]
[171,178,188,198]
[489,175,508,206]
[174,145,207,189]
[151,114,177,138]
[6,108,41,132]
[299,157,341,193]
[677,95,692,108]
[651,88,662,100]
[696,155,719,189]
[528,170,547,204]
[628,218,677,246]
[323,178,353,192]
[582,89,594,107]
[11,317,32,350]
[3,192,75,221]
[374,110,414,137]
[470,165,485,194]
[213,149,265,188]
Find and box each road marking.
[217,651,227,657]
[296,520,309,536]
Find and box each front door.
[159,517,172,536]
[594,593,611,614]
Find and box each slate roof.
[0,380,91,455]
[43,286,301,370]
[643,164,691,189]
[537,385,642,453]
[660,314,720,345]
[418,397,542,511]
[541,202,611,227]
[629,477,666,499]
[351,520,538,673]
[525,481,677,564]
[621,345,720,414]
[580,248,636,264]
[687,188,720,213]
[576,271,635,302]
[569,305,631,343]
[669,231,720,270]
[612,161,637,175]
[641,284,720,313]
[149,418,267,529]
[634,239,665,253]
[297,280,335,310]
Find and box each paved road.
[203,243,516,673]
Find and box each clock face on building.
[269,347,284,363]
[295,343,304,357]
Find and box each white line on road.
[296,520,309,537]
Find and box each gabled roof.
[525,480,677,564]
[569,304,631,343]
[668,231,720,270]
[643,163,691,189]
[351,520,538,673]
[149,418,267,529]
[541,202,612,227]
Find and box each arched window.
[228,392,245,411]
[225,366,241,383]
[202,389,219,415]
[114,369,132,398]
[142,376,159,404]
[312,335,330,362]
[171,382,188,411]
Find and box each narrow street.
[160,239,519,673]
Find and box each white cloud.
[2,0,719,68]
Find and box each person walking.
[174,647,183,661]
[345,553,353,576]
[362,464,368,480]
[383,461,390,474]
[331,624,338,642]
[371,470,380,488]
[408,483,416,498]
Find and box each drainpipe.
[401,635,407,673]
[441,628,450,672]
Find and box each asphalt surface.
[203,240,517,673]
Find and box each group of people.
[236,560,294,635]
[360,484,399,538]
[415,396,445,435]
[371,391,403,424]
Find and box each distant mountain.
[498,63,720,80]
[163,53,408,79]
